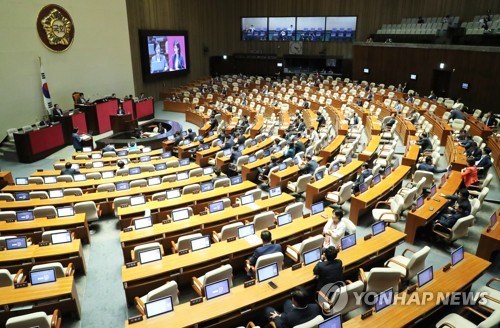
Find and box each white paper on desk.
[245,235,262,246]
[332,172,343,179]
[246,203,261,211]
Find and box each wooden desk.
[65,149,165,166]
[0,276,81,327]
[423,112,453,146]
[396,116,416,144]
[402,136,420,167]
[0,213,90,244]
[250,116,264,138]
[163,100,191,113]
[0,171,14,189]
[476,210,500,261]
[366,116,381,137]
[195,145,221,167]
[185,110,208,128]
[350,165,411,224]
[216,137,275,171]
[177,135,218,159]
[445,136,468,172]
[319,135,345,165]
[487,135,500,177]
[0,239,86,274]
[358,135,381,163]
[466,115,492,140]
[344,253,491,328]
[124,227,406,327]
[405,171,462,244]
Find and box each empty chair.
[359,267,401,293]
[435,308,500,328]
[29,191,48,199]
[253,211,276,230]
[85,172,102,180]
[6,310,62,328]
[113,196,131,216]
[400,177,427,198]
[385,246,431,280]
[192,264,233,297]
[287,174,312,198]
[451,118,465,132]
[285,235,325,263]
[56,175,73,183]
[63,188,83,197]
[42,230,72,243]
[140,164,155,173]
[34,206,57,218]
[74,201,100,233]
[31,262,74,278]
[214,177,230,188]
[162,174,176,183]
[0,193,15,201]
[189,168,203,178]
[0,268,25,287]
[0,211,16,221]
[243,189,262,201]
[131,242,164,262]
[433,215,475,245]
[399,187,418,210]
[102,151,116,158]
[28,176,44,184]
[135,281,180,316]
[372,194,404,224]
[230,155,249,173]
[326,181,354,208]
[182,183,200,195]
[284,202,304,220]
[116,168,129,176]
[374,149,394,168]
[97,183,116,192]
[166,160,179,168]
[319,279,364,316]
[212,222,244,242]
[469,187,489,204]
[130,179,147,188]
[171,233,202,253]
[476,278,500,313]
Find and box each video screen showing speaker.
[296,17,326,41]
[139,30,189,82]
[326,16,357,41]
[268,17,296,41]
[241,17,268,41]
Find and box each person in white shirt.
[308,127,319,145]
[322,209,347,248]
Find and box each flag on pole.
[39,57,53,113]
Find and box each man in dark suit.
[222,136,235,150]
[476,147,493,178]
[313,246,343,291]
[72,127,83,152]
[229,145,242,164]
[465,142,481,161]
[236,132,245,145]
[417,156,448,174]
[449,108,466,121]
[382,113,397,131]
[247,231,282,272]
[460,134,474,150]
[258,156,279,179]
[60,162,80,177]
[415,133,433,155]
[483,112,497,128]
[299,155,318,175]
[186,128,197,142]
[52,104,64,120]
[173,132,183,146]
[442,189,471,216]
[294,137,306,153]
[352,163,372,193]
[436,204,468,229]
[265,287,321,328]
[116,104,125,115]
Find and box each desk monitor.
[417,266,433,288]
[14,192,30,201]
[190,235,211,252]
[269,186,281,198]
[142,146,152,153]
[490,212,497,229]
[49,189,64,198]
[256,262,279,283]
[148,177,161,186]
[331,164,339,173]
[209,131,214,136]
[134,216,153,230]
[166,189,181,200]
[374,287,394,313]
[373,174,381,185]
[230,175,242,185]
[6,237,27,250]
[293,157,300,165]
[275,145,282,152]
[251,140,257,146]
[145,296,174,319]
[181,131,188,137]
[51,231,72,245]
[138,247,162,265]
[140,155,151,162]
[393,158,400,170]
[315,171,324,181]
[183,139,190,145]
[241,194,254,206]
[71,164,80,170]
[203,166,214,175]
[74,174,86,182]
[416,195,425,209]
[279,162,288,171]
[277,213,292,227]
[91,153,102,159]
[179,158,190,166]
[117,150,128,156]
[384,166,392,177]
[205,279,230,300]
[311,201,324,215]
[44,176,57,184]
[209,201,224,214]
[358,183,368,194]
[345,156,352,164]
[372,221,385,236]
[451,246,464,266]
[167,135,175,141]
[318,313,342,328]
[16,210,34,222]
[172,208,190,222]
[129,167,141,175]
[447,165,452,173]
[15,177,29,185]
[440,174,447,186]
[303,247,321,266]
[201,182,214,192]
[201,143,210,150]
[82,146,92,152]
[238,144,245,151]
[102,171,114,179]
[249,155,257,163]
[116,181,130,191]
[429,184,437,198]
[155,163,167,171]
[29,268,56,286]
[57,206,74,218]
[162,151,172,158]
[223,149,232,157]
[177,172,189,181]
[263,149,271,157]
[130,195,146,206]
[238,224,255,239]
[341,233,356,250]
[92,161,104,168]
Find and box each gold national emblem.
[37,5,74,52]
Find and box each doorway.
[432,69,451,97]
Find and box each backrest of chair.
[482,174,493,189]
[236,155,249,169]
[406,246,431,279]
[32,262,66,278]
[97,183,116,192]
[285,202,303,220]
[253,211,275,231]
[56,175,74,183]
[245,189,262,200]
[298,235,325,261]
[189,168,203,178]
[204,264,233,288]
[34,206,57,218]
[366,267,401,293]
[116,168,129,176]
[176,233,203,251]
[219,222,244,241]
[29,191,49,199]
[133,242,162,261]
[102,151,116,158]
[41,229,68,242]
[255,252,284,272]
[63,188,83,196]
[339,181,354,203]
[166,160,179,168]
[477,309,500,328]
[28,177,44,184]
[0,211,16,221]
[402,187,418,209]
[6,311,51,328]
[86,172,102,180]
[146,281,180,305]
[296,174,312,193]
[0,193,15,201]
[130,179,147,188]
[140,164,155,173]
[214,178,230,188]
[74,201,98,222]
[114,196,131,215]
[293,315,324,328]
[479,187,489,203]
[335,280,365,315]
[182,184,200,195]
[451,215,474,240]
[0,269,14,287]
[414,177,427,197]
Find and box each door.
[432,69,451,97]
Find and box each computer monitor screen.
[201,182,214,192]
[93,161,104,168]
[257,262,279,283]
[451,246,464,266]
[177,172,189,181]
[117,150,128,156]
[205,279,230,300]
[74,174,86,182]
[384,166,392,177]
[203,166,214,175]
[16,210,34,222]
[82,146,92,152]
[417,266,433,288]
[116,181,130,191]
[491,212,497,227]
[134,216,153,230]
[279,163,287,171]
[277,213,292,227]
[410,74,417,80]
[241,194,254,206]
[129,167,141,175]
[162,151,172,158]
[358,183,368,194]
[249,155,257,163]
[318,313,342,328]
[182,131,188,137]
[241,17,268,40]
[190,236,211,252]
[416,195,425,209]
[429,184,437,197]
[140,155,151,162]
[145,296,174,319]
[263,149,271,157]
[331,164,339,172]
[461,82,469,90]
[130,195,146,206]
[209,201,224,214]
[202,144,210,150]
[223,149,232,157]
[44,176,57,184]
[183,139,190,145]
[155,163,167,171]
[166,189,181,199]
[345,156,352,164]
[57,206,74,218]
[372,221,385,236]
[15,177,28,185]
[440,174,446,186]
[172,208,190,222]
[238,224,255,238]
[315,171,324,181]
[341,233,356,250]
[363,68,369,74]
[49,189,64,198]
[6,237,27,250]
[142,146,152,153]
[393,158,400,169]
[167,135,175,141]
[50,231,72,245]
[269,186,281,198]
[148,177,161,186]
[373,174,381,185]
[179,158,190,166]
[374,287,394,313]
[251,140,257,146]
[30,268,56,286]
[303,247,321,266]
[311,201,324,215]
[230,176,242,185]
[139,248,162,265]
[14,192,30,201]
[102,171,114,179]
[91,153,102,159]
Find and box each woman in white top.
[323,209,347,248]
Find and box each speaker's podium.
[110,114,138,133]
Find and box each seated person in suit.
[465,142,481,161]
[476,147,492,178]
[299,155,318,175]
[229,145,242,164]
[449,107,466,121]
[222,135,235,150]
[435,204,468,229]
[173,132,183,146]
[460,134,474,150]
[394,100,403,112]
[349,112,359,126]
[294,137,306,153]
[352,163,372,193]
[117,104,125,115]
[247,231,282,275]
[313,246,343,291]
[323,209,347,249]
[283,142,296,159]
[405,109,419,125]
[186,128,197,142]
[265,286,320,328]
[461,157,478,188]
[441,188,471,217]
[60,162,80,176]
[316,112,326,128]
[117,160,128,170]
[101,143,116,153]
[258,156,279,179]
[415,132,433,156]
[417,156,448,174]
[52,104,64,119]
[128,142,138,151]
[382,113,397,131]
[72,127,83,152]
[483,112,497,128]
[236,132,245,146]
[77,93,88,104]
[455,129,467,142]
[211,166,226,183]
[157,123,166,134]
